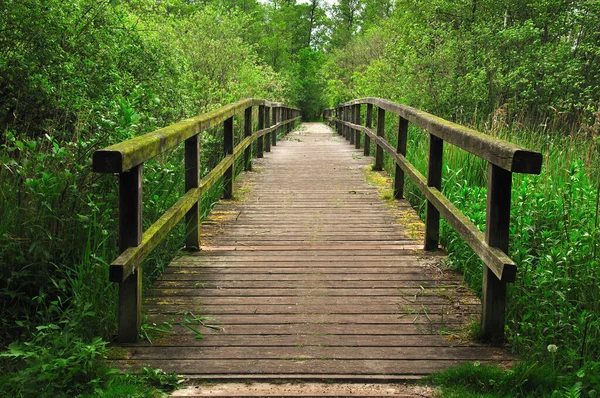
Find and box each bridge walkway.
[111,122,509,380]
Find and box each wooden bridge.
[93,98,541,380]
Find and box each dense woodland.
[1,0,599,396]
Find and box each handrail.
[323,98,542,342]
[93,98,301,342]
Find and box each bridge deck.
[111,123,509,380]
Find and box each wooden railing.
[93,99,301,342]
[324,98,542,342]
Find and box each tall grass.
[372,110,600,390]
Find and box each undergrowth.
[365,108,600,394]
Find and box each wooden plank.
[126,334,475,348]
[117,346,504,361]
[113,359,500,376]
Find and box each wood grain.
[110,122,511,379]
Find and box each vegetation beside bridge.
[1,0,599,396]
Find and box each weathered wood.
[364,104,372,156]
[425,135,443,251]
[265,107,272,153]
[349,106,355,145]
[335,120,516,282]
[184,135,200,250]
[117,165,143,343]
[257,105,265,158]
[340,98,542,174]
[244,107,253,171]
[354,104,361,149]
[223,116,234,199]
[394,117,408,199]
[481,164,512,343]
[109,123,511,379]
[374,107,385,171]
[273,107,278,146]
[344,107,349,140]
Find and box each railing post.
[345,106,350,140]
[374,107,385,171]
[337,107,342,135]
[244,106,253,171]
[394,117,408,199]
[364,104,372,156]
[272,106,278,146]
[349,105,355,145]
[425,135,443,250]
[482,163,512,343]
[118,165,143,343]
[354,104,361,149]
[266,107,272,153]
[223,116,234,199]
[257,105,265,158]
[185,135,200,250]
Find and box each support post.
[257,105,265,158]
[393,117,408,199]
[374,107,385,171]
[482,164,512,343]
[364,104,372,156]
[349,105,355,145]
[185,135,200,250]
[244,106,253,171]
[425,135,443,250]
[345,107,350,140]
[272,106,278,146]
[337,107,342,135]
[265,107,272,153]
[223,116,234,199]
[354,104,361,149]
[118,165,143,343]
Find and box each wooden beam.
[394,117,408,199]
[244,106,253,171]
[223,116,234,199]
[117,165,142,343]
[425,135,443,251]
[374,107,385,171]
[364,104,372,156]
[184,135,200,250]
[257,105,265,158]
[481,164,512,343]
[341,98,542,174]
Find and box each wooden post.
[394,117,408,199]
[364,104,372,156]
[425,135,443,250]
[354,104,361,149]
[349,105,355,145]
[223,116,234,199]
[185,135,200,250]
[257,105,265,158]
[265,107,272,153]
[337,107,342,135]
[244,106,253,171]
[374,107,385,171]
[345,106,350,140]
[118,165,143,343]
[272,106,278,146]
[482,164,512,343]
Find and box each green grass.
[367,111,600,392]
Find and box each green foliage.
[429,361,600,397]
